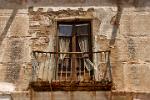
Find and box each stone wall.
[0,9,31,91]
[0,0,149,100]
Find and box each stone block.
[120,13,150,37]
[8,16,29,37]
[0,38,31,63]
[124,63,150,92]
[31,91,110,100]
[31,36,55,52]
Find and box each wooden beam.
[71,25,77,80]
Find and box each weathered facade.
[0,0,150,100]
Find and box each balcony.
[29,51,112,91]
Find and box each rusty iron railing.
[31,51,112,83]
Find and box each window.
[56,21,93,81]
[0,96,11,100]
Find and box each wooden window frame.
[56,20,93,81]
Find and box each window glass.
[59,24,72,36]
[76,23,89,36]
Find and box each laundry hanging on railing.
[78,37,112,81]
[59,38,70,61]
[78,37,95,71]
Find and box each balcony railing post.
[108,51,112,82]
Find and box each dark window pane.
[59,24,72,36]
[76,23,89,36]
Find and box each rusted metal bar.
[107,51,112,81]
[60,59,64,80]
[33,50,110,54]
[80,58,82,80]
[47,53,51,81]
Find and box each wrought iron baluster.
[84,60,86,80]
[79,58,82,81]
[56,54,59,81]
[32,51,38,81]
[47,53,51,81]
[37,52,42,80]
[65,59,67,81]
[60,58,64,80]
[107,51,112,81]
[103,51,108,79]
[42,53,46,80]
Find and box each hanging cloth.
[78,37,95,71]
[59,38,70,61]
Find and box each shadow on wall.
[0,8,20,83]
[109,0,145,46]
[109,0,123,47]
[0,8,17,46]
